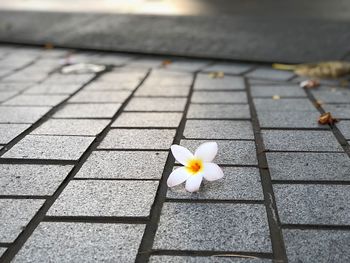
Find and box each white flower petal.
[185,174,203,192]
[203,163,224,181]
[171,145,194,166]
[194,142,218,162]
[167,167,191,187]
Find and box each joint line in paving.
[0,67,109,157]
[0,68,152,263]
[304,87,350,156]
[135,71,198,263]
[245,78,288,263]
[151,249,273,259]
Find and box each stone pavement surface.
[0,45,349,263]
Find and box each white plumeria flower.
[167,142,224,192]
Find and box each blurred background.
[0,0,349,62]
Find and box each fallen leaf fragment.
[300,79,320,89]
[44,43,54,49]
[208,72,224,78]
[272,95,280,100]
[315,100,323,108]
[273,61,350,78]
[161,60,172,67]
[61,63,106,74]
[318,112,339,125]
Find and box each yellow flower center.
[186,159,203,175]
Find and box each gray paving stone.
[311,89,350,103]
[0,199,44,242]
[53,103,121,118]
[180,139,257,165]
[203,62,253,75]
[153,203,271,252]
[3,94,68,106]
[246,68,294,81]
[274,184,350,225]
[14,222,144,263]
[251,84,306,97]
[195,74,245,91]
[24,83,83,94]
[76,151,168,179]
[48,180,158,217]
[262,130,343,151]
[98,129,175,149]
[142,72,193,87]
[0,247,6,257]
[3,135,94,160]
[164,60,210,72]
[98,70,146,83]
[0,91,18,102]
[0,83,32,92]
[32,119,109,136]
[0,106,51,123]
[0,124,30,144]
[184,120,254,139]
[125,97,187,111]
[112,112,182,127]
[142,76,193,88]
[150,256,272,263]
[267,152,350,181]
[125,58,164,68]
[248,79,286,85]
[323,104,350,119]
[257,111,323,128]
[84,80,139,91]
[283,229,350,263]
[2,71,48,83]
[0,164,73,195]
[253,98,317,112]
[45,73,95,84]
[191,91,247,103]
[337,121,350,139]
[167,167,263,200]
[69,90,131,103]
[135,85,190,97]
[187,104,250,119]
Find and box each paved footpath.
[0,45,349,263]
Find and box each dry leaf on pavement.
[318,112,339,125]
[208,72,224,78]
[273,61,350,78]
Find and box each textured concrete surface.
[0,164,73,195]
[184,120,254,139]
[0,199,44,242]
[283,229,350,263]
[167,167,263,200]
[98,129,176,149]
[274,184,350,225]
[1,45,350,262]
[14,222,145,263]
[2,135,94,160]
[75,151,168,179]
[48,180,159,217]
[154,203,271,252]
[187,104,250,119]
[267,152,350,181]
[32,119,109,136]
